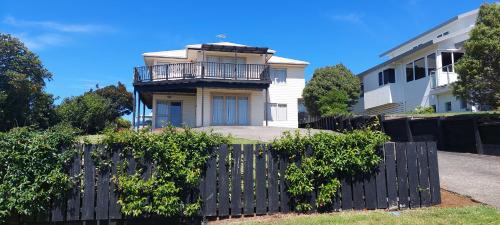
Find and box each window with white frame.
[378,68,395,86]
[270,68,287,84]
[267,103,287,121]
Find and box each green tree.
[0,33,57,131]
[56,83,133,134]
[453,3,500,109]
[303,64,360,116]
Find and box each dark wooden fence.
[300,114,500,156]
[17,142,440,224]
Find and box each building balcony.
[133,62,271,91]
[364,83,403,109]
[429,64,458,94]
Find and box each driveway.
[438,151,500,209]
[194,126,332,142]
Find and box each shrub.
[271,129,389,211]
[0,125,78,221]
[101,127,229,217]
[411,106,435,114]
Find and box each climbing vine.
[0,125,78,222]
[271,129,389,212]
[102,127,229,217]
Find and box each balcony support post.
[132,89,136,130]
[142,101,146,129]
[265,88,269,126]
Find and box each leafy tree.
[0,33,57,131]
[95,82,133,118]
[56,83,133,134]
[317,89,350,116]
[303,64,360,116]
[453,3,500,109]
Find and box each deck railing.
[134,62,270,83]
[429,64,454,89]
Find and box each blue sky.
[0,0,490,104]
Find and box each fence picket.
[96,148,110,220]
[279,153,290,212]
[406,142,421,208]
[364,174,377,210]
[66,145,81,221]
[204,146,217,217]
[109,151,121,220]
[396,142,409,209]
[231,144,243,216]
[375,145,388,209]
[341,178,353,210]
[352,177,365,210]
[81,145,95,220]
[383,143,398,209]
[267,145,279,213]
[417,142,431,207]
[427,142,441,205]
[243,144,255,215]
[256,145,267,214]
[218,145,230,216]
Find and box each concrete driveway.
[194,126,331,142]
[438,151,500,209]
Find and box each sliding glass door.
[155,100,182,128]
[212,95,249,125]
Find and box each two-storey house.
[132,42,308,129]
[352,8,480,114]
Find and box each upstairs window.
[383,68,396,84]
[414,57,426,80]
[379,69,395,86]
[406,63,414,82]
[442,52,453,72]
[427,53,436,75]
[270,68,287,84]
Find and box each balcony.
[429,64,458,94]
[364,83,403,109]
[133,62,271,89]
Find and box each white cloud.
[3,16,113,33]
[13,33,68,50]
[328,12,364,24]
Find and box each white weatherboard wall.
[266,65,305,128]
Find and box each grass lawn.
[228,137,263,144]
[211,205,500,225]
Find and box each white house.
[132,42,308,129]
[352,8,480,115]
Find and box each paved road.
[194,126,333,142]
[438,151,500,208]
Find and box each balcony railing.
[134,62,270,83]
[429,64,456,89]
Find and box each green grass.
[216,206,500,225]
[228,137,263,144]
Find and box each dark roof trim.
[198,44,270,54]
[359,40,434,77]
[379,16,458,57]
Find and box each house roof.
[142,42,309,65]
[358,40,434,77]
[268,55,309,65]
[379,8,478,57]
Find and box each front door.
[211,95,249,125]
[155,100,182,128]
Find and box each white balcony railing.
[429,64,458,89]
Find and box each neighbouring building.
[352,8,480,115]
[131,42,308,129]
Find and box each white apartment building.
[132,42,308,129]
[352,8,480,114]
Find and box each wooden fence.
[17,142,440,224]
[300,114,500,156]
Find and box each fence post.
[472,118,484,154]
[405,118,414,142]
